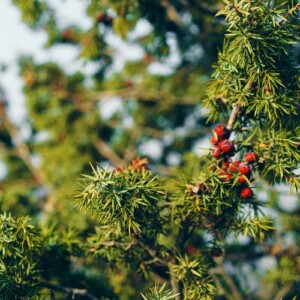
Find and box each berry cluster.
[211,125,235,158]
[210,125,258,199]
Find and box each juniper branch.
[135,238,169,265]
[279,3,300,25]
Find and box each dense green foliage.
[0,0,299,299]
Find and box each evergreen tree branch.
[135,238,168,265]
[40,282,99,300]
[279,3,300,25]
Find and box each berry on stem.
[215,124,230,139]
[219,171,233,182]
[238,175,248,184]
[211,146,222,158]
[219,139,234,153]
[211,136,219,145]
[229,160,241,172]
[240,187,253,198]
[245,152,259,163]
[239,163,252,175]
[221,160,231,170]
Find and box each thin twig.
[161,0,182,25]
[279,3,300,25]
[168,262,181,300]
[90,240,137,251]
[0,101,57,214]
[273,283,293,300]
[135,238,168,265]
[40,282,99,300]
[212,267,243,300]
[226,103,242,131]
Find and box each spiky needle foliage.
[0,0,299,299]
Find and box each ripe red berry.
[245,152,259,163]
[219,171,233,182]
[211,136,219,145]
[215,124,230,139]
[221,160,231,170]
[240,187,253,198]
[239,163,252,175]
[219,139,234,153]
[238,175,248,184]
[211,146,222,158]
[229,160,241,172]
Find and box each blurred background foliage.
[0,0,299,299]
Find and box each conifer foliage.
[0,0,299,299]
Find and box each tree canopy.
[0,0,299,299]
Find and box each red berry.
[240,187,253,198]
[245,152,259,163]
[187,246,197,255]
[211,146,222,158]
[229,160,241,172]
[215,125,230,139]
[238,175,248,183]
[219,139,234,153]
[219,171,233,182]
[221,159,231,170]
[239,163,252,175]
[211,136,219,145]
